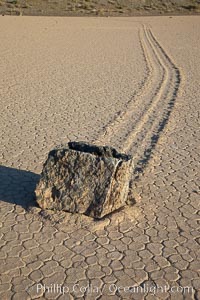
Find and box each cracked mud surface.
[0,16,200,299]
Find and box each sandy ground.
[1,0,200,17]
[0,16,200,299]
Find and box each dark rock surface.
[35,141,133,219]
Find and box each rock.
[6,0,17,3]
[35,141,133,219]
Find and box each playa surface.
[0,16,199,299]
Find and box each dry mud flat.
[0,16,200,299]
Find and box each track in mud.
[96,25,181,178]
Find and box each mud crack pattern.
[96,25,181,178]
[0,16,200,300]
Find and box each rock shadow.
[0,166,40,209]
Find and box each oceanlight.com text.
[34,283,194,296]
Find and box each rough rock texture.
[35,142,133,219]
